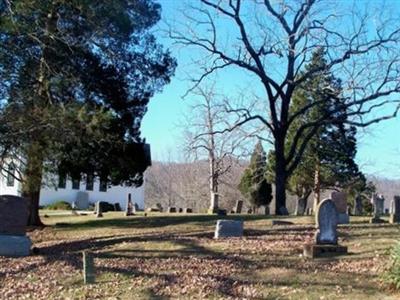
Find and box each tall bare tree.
[170,0,400,214]
[182,84,251,211]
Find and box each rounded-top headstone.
[315,198,338,245]
[0,195,29,235]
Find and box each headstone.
[315,199,338,244]
[125,194,134,216]
[178,208,183,213]
[294,197,306,216]
[114,203,121,211]
[353,195,363,216]
[208,192,219,214]
[82,251,95,284]
[233,200,243,214]
[73,191,89,210]
[95,201,103,218]
[331,191,349,224]
[377,195,385,215]
[214,220,243,239]
[217,209,227,216]
[278,207,289,215]
[167,207,176,213]
[0,195,32,257]
[371,194,385,216]
[303,198,347,258]
[389,196,400,224]
[98,201,114,212]
[184,208,193,213]
[370,194,385,223]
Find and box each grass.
[1,212,400,299]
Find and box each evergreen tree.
[266,49,363,214]
[0,0,176,225]
[239,141,272,213]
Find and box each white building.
[0,171,145,209]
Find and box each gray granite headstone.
[331,191,349,224]
[0,195,30,235]
[294,197,306,216]
[74,191,89,210]
[315,199,338,245]
[377,195,385,215]
[0,195,32,257]
[125,194,134,216]
[214,220,243,239]
[389,196,400,224]
[371,194,385,216]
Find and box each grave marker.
[303,198,347,258]
[0,195,32,257]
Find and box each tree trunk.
[274,143,287,215]
[207,98,218,209]
[22,142,45,227]
[312,161,321,213]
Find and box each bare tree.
[169,0,400,214]
[181,84,253,212]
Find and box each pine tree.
[285,49,362,213]
[238,141,273,213]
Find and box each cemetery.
[1,192,400,298]
[1,0,400,299]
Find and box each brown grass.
[1,212,399,299]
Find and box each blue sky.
[141,0,400,179]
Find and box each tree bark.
[312,161,321,213]
[22,142,45,227]
[274,139,287,215]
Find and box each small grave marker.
[82,251,95,284]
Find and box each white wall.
[40,178,145,209]
[0,175,145,209]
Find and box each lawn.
[1,212,400,299]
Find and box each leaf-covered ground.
[1,212,400,299]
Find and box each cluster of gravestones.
[214,192,400,259]
[166,207,193,213]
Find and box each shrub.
[383,241,400,289]
[45,201,72,210]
